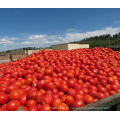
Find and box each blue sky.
[0,8,120,51]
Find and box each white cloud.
[67,29,76,31]
[114,20,120,23]
[21,41,38,45]
[0,38,14,45]
[59,27,120,43]
[28,34,47,41]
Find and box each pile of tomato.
[0,47,120,111]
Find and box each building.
[52,43,89,50]
[11,49,39,55]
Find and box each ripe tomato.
[60,84,68,93]
[72,99,85,109]
[74,94,84,101]
[27,89,37,100]
[9,90,20,100]
[15,106,28,111]
[26,100,37,108]
[84,94,94,104]
[41,95,53,105]
[28,106,38,111]
[68,78,76,88]
[67,88,77,97]
[111,84,119,91]
[0,92,8,105]
[6,100,21,111]
[39,104,51,111]
[96,92,105,99]
[36,79,45,90]
[57,103,69,111]
[52,98,62,110]
[65,95,74,106]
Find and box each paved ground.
[0,59,16,64]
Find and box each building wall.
[11,50,26,55]
[68,44,81,50]
[25,50,39,55]
[79,44,89,48]
[52,44,68,50]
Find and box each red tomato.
[96,92,105,99]
[60,84,68,93]
[52,98,62,110]
[84,94,94,104]
[15,106,28,111]
[57,103,69,111]
[9,90,20,100]
[72,99,85,109]
[28,106,38,111]
[67,88,77,97]
[65,95,74,106]
[0,92,8,105]
[74,94,84,101]
[27,89,37,100]
[41,95,53,105]
[68,78,76,88]
[39,104,51,111]
[6,100,21,111]
[26,100,37,108]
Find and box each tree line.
[70,32,120,48]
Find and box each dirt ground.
[0,54,27,60]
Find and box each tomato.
[39,104,51,111]
[98,87,108,93]
[100,80,107,87]
[84,94,94,104]
[52,98,62,110]
[27,89,37,100]
[60,84,68,93]
[44,82,55,90]
[96,92,105,99]
[65,95,74,106]
[9,90,20,100]
[0,92,8,105]
[111,84,119,91]
[106,84,111,91]
[67,72,74,79]
[0,86,6,93]
[36,79,45,90]
[28,106,38,111]
[109,90,116,95]
[72,99,85,110]
[88,89,97,98]
[68,78,76,88]
[74,84,82,91]
[41,95,53,105]
[77,90,84,96]
[25,77,33,85]
[74,94,84,101]
[58,91,64,98]
[26,100,37,108]
[57,103,69,111]
[67,88,77,97]
[15,106,28,111]
[6,100,21,111]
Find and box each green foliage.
[6,50,12,53]
[70,32,120,48]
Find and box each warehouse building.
[52,43,89,50]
